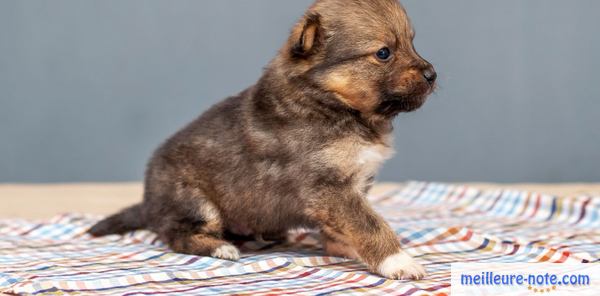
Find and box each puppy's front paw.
[377,252,427,280]
[211,244,241,261]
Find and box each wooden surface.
[1,182,600,220]
[1,183,142,219]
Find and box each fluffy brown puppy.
[89,0,436,280]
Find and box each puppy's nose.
[422,67,437,84]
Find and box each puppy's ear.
[290,13,322,58]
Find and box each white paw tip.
[211,244,240,261]
[378,252,427,280]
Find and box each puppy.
[89,0,436,280]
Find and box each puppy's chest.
[317,137,395,180]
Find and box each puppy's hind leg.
[169,232,241,261]
[157,200,240,261]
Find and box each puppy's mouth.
[375,93,429,117]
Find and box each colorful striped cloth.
[1,182,599,295]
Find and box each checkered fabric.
[1,182,598,295]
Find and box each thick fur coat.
[90,0,436,280]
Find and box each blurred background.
[1,0,599,184]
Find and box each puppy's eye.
[375,47,392,62]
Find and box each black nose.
[422,67,437,84]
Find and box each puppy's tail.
[88,204,147,237]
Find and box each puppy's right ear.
[290,13,322,59]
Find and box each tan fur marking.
[302,24,318,52]
[198,199,223,233]
[323,71,379,114]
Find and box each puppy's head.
[283,0,436,118]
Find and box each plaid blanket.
[1,182,598,295]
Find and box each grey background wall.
[1,0,599,183]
